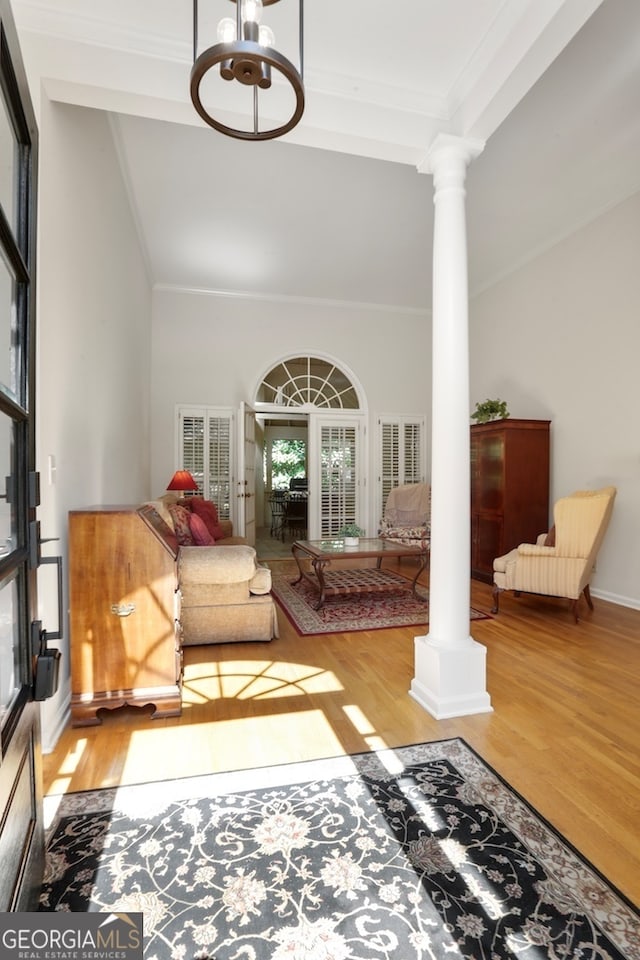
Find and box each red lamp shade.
[166,470,198,493]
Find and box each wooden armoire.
[470,418,550,582]
[68,506,183,726]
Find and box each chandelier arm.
[192,0,198,63]
[299,0,304,80]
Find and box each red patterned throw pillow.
[168,503,195,546]
[189,497,225,540]
[189,512,215,546]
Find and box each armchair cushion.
[379,521,429,546]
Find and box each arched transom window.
[256,355,361,409]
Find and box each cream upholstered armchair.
[492,486,616,622]
[379,482,431,549]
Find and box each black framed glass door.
[0,0,44,910]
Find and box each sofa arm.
[250,565,272,595]
[179,544,258,584]
[218,519,234,539]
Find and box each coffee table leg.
[291,542,305,584]
[411,551,428,597]
[311,558,329,609]
[292,544,328,609]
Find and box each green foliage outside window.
[269,439,306,490]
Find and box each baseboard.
[591,587,640,611]
[40,683,71,754]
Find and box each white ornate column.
[410,134,493,719]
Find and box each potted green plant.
[338,523,365,546]
[471,398,510,424]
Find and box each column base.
[409,634,493,719]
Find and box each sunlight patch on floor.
[45,738,89,800]
[116,709,347,781]
[342,703,389,754]
[182,658,344,705]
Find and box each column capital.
[417,133,485,177]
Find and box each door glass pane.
[0,575,20,724]
[0,94,18,232]
[0,254,16,395]
[270,438,306,490]
[0,413,16,554]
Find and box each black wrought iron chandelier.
[191,0,304,141]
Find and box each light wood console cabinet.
[69,506,182,726]
[471,419,550,582]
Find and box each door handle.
[39,555,63,641]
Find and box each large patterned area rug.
[40,739,639,960]
[271,573,489,635]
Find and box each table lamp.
[166,470,199,495]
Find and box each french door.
[311,416,364,538]
[237,401,256,543]
[0,0,44,910]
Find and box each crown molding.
[153,283,430,318]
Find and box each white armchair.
[492,486,616,622]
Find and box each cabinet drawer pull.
[111,602,136,617]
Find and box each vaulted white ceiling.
[12,0,640,308]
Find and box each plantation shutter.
[181,411,205,491]
[380,422,400,517]
[378,415,426,520]
[403,421,423,484]
[319,421,360,538]
[177,406,234,520]
[209,414,233,520]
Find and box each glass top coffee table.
[291,537,428,610]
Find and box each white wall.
[25,97,638,754]
[36,100,152,748]
[150,288,432,529]
[470,191,640,607]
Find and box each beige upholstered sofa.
[138,494,279,645]
[492,485,616,622]
[179,545,278,645]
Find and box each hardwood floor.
[43,557,640,906]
